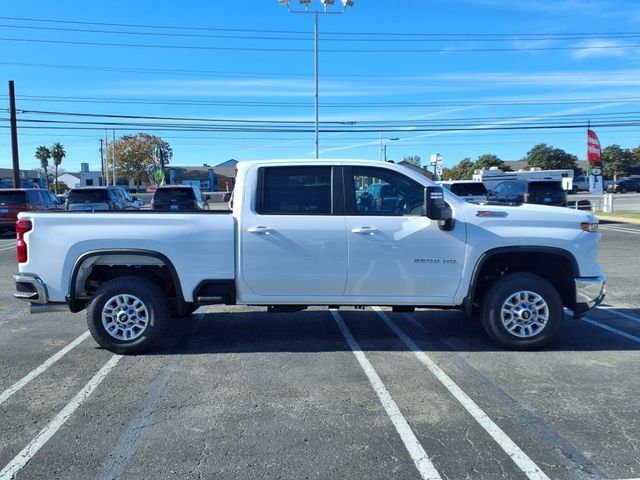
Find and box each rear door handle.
[248,226,274,234]
[351,226,379,235]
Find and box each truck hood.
[462,201,597,227]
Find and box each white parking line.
[373,307,550,480]
[583,317,640,344]
[0,245,16,253]
[0,331,91,405]
[600,226,640,235]
[0,354,121,480]
[330,310,442,480]
[597,307,640,325]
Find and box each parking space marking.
[600,226,640,235]
[330,310,442,480]
[0,331,91,405]
[95,313,204,480]
[402,313,607,479]
[597,307,640,325]
[373,307,550,480]
[0,354,122,480]
[583,317,640,344]
[0,245,16,253]
[95,356,180,480]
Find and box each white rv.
[473,167,574,192]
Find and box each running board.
[30,303,70,314]
[195,296,225,305]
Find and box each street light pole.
[381,137,400,162]
[278,0,354,159]
[314,12,319,159]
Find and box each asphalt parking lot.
[0,222,639,480]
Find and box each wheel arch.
[67,249,185,313]
[463,246,579,315]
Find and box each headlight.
[580,222,598,232]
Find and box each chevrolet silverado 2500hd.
[13,160,605,353]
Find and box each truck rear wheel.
[481,273,563,350]
[86,276,169,354]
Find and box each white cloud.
[571,40,631,60]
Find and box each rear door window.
[450,183,487,197]
[257,166,332,215]
[154,188,195,202]
[68,189,110,203]
[528,181,563,194]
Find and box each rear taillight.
[16,219,32,263]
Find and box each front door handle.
[248,226,274,234]
[351,226,379,235]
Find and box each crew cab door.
[345,166,466,299]
[240,165,348,297]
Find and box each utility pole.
[104,129,109,186]
[112,129,116,185]
[100,139,105,186]
[9,81,20,188]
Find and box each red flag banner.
[587,129,603,195]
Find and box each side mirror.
[424,186,454,231]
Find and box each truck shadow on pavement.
[149,308,640,355]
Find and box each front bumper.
[573,275,606,317]
[14,273,49,303]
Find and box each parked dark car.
[65,187,127,211]
[151,185,210,211]
[487,180,568,207]
[606,177,640,193]
[0,188,63,232]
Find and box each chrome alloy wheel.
[101,294,149,341]
[500,290,549,338]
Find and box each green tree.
[50,142,66,194]
[35,146,51,190]
[106,133,173,188]
[601,145,633,179]
[402,155,422,167]
[475,154,509,171]
[630,145,640,174]
[442,157,476,180]
[525,143,579,173]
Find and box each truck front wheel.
[86,276,169,354]
[481,273,563,350]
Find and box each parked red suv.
[0,189,63,233]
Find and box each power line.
[6,117,640,133]
[5,94,640,109]
[2,61,639,82]
[2,36,640,53]
[4,22,640,43]
[2,15,639,38]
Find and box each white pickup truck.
[13,159,605,354]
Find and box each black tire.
[480,273,563,350]
[620,187,627,193]
[86,276,169,354]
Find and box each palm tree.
[51,143,66,194]
[35,146,52,190]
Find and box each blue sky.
[2,0,640,173]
